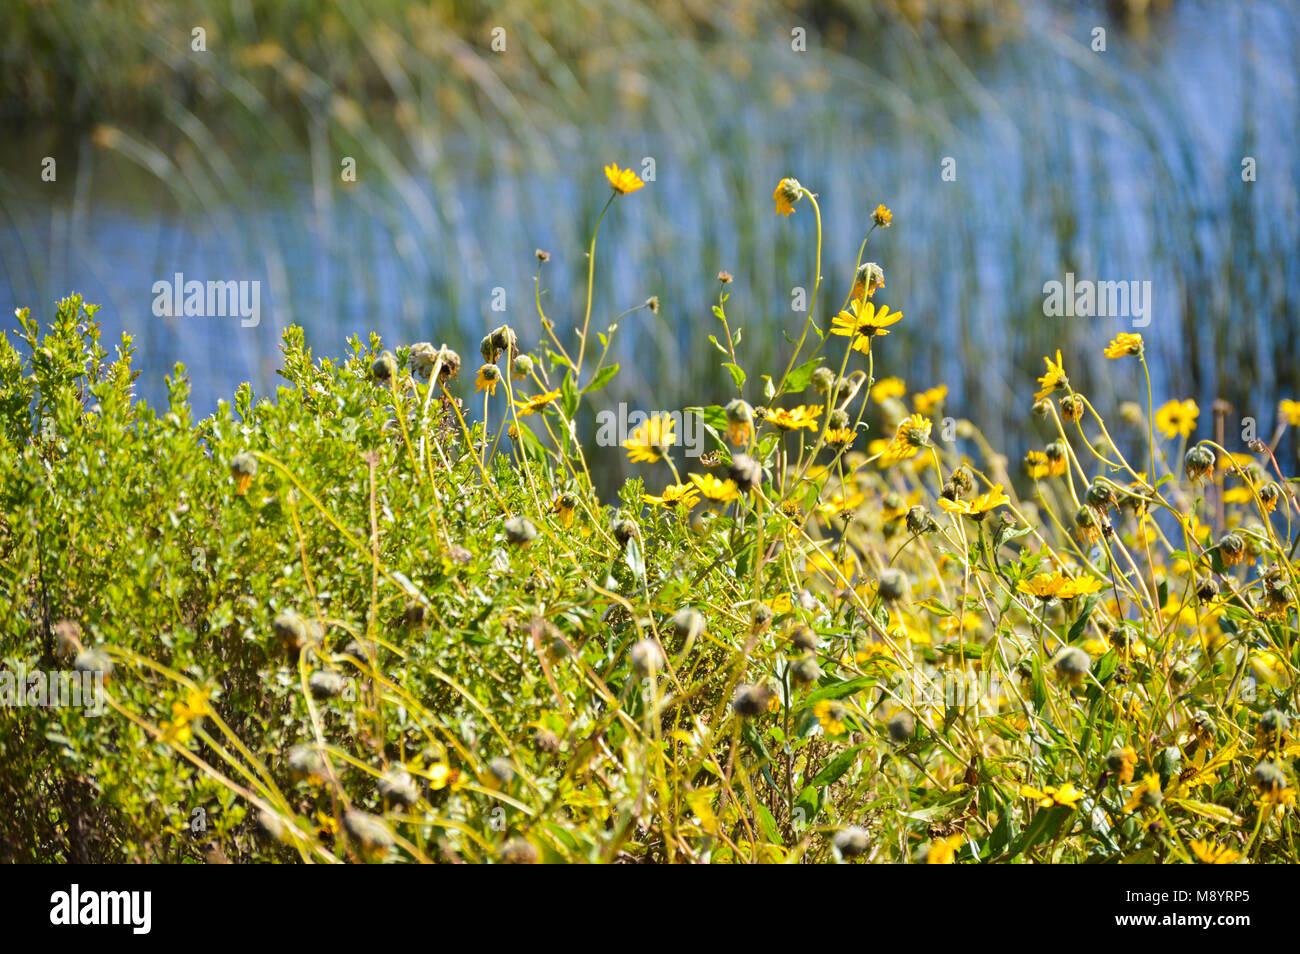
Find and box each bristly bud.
[488,757,516,788]
[500,837,539,864]
[811,367,836,394]
[788,623,818,652]
[73,647,114,683]
[886,711,915,743]
[410,341,438,378]
[906,505,937,535]
[308,670,346,699]
[371,350,397,383]
[732,683,776,717]
[504,516,538,546]
[832,826,870,858]
[612,517,637,546]
[672,607,705,644]
[1052,646,1091,684]
[1252,760,1286,794]
[717,270,733,284]
[1085,479,1115,511]
[1195,577,1220,602]
[790,654,821,685]
[229,452,258,495]
[1218,531,1246,567]
[645,296,660,314]
[729,454,762,493]
[511,354,534,379]
[877,568,908,603]
[343,810,394,859]
[1184,443,1216,482]
[629,638,664,677]
[378,767,420,807]
[725,398,754,445]
[535,248,551,262]
[1059,394,1084,422]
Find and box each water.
[2,1,1298,488]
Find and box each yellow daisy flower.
[1103,333,1144,359]
[1034,350,1068,401]
[1018,573,1065,601]
[879,414,931,464]
[926,833,963,864]
[1278,399,1300,426]
[767,404,823,432]
[913,385,947,416]
[1154,399,1199,439]
[940,484,1009,520]
[514,389,562,416]
[643,482,700,509]
[772,177,802,216]
[1189,839,1241,864]
[688,473,740,503]
[1019,781,1082,810]
[623,413,676,463]
[870,376,906,403]
[830,299,903,350]
[604,162,645,195]
[475,364,500,395]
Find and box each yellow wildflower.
[926,833,964,864]
[1019,782,1082,810]
[474,364,500,395]
[772,177,802,215]
[871,376,906,402]
[913,385,947,416]
[623,413,676,463]
[514,389,561,416]
[1034,350,1068,400]
[1103,333,1144,359]
[831,299,903,350]
[688,473,740,503]
[643,482,700,509]
[767,404,823,432]
[604,162,645,195]
[1189,839,1241,864]
[1154,399,1199,439]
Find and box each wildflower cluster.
[2,167,1297,864]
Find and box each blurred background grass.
[1,0,1297,492]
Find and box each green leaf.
[809,744,865,787]
[581,364,619,394]
[686,405,728,429]
[803,676,874,707]
[784,358,823,393]
[722,363,746,390]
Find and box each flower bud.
[886,711,915,743]
[504,516,538,546]
[732,684,776,717]
[629,638,664,677]
[729,454,762,493]
[1184,443,1216,482]
[832,826,869,858]
[371,350,397,383]
[877,568,908,603]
